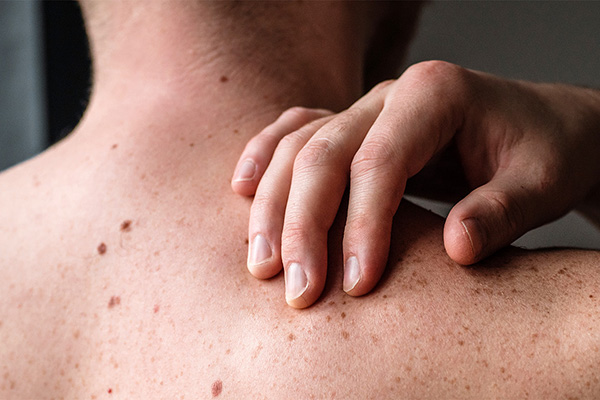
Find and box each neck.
[70,2,368,186]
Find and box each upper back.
[1,138,600,399]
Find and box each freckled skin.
[0,8,599,398]
[12,176,598,399]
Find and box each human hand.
[232,61,600,308]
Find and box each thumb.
[443,171,562,265]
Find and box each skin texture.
[233,60,600,308]
[1,1,599,398]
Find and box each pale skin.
[1,1,600,398]
[233,61,600,309]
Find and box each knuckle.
[281,217,315,247]
[282,106,326,125]
[283,106,312,122]
[351,140,398,180]
[404,60,471,97]
[406,60,463,82]
[246,130,274,152]
[294,136,341,171]
[251,192,281,217]
[276,130,308,152]
[481,189,525,233]
[370,79,395,93]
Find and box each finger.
[343,66,466,296]
[247,115,335,279]
[281,84,392,308]
[444,166,565,265]
[232,107,333,196]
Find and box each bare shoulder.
[1,165,599,399]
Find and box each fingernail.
[233,159,256,182]
[461,218,486,260]
[286,263,308,302]
[343,256,360,293]
[248,234,272,266]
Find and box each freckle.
[189,143,195,147]
[97,243,107,255]
[120,220,132,231]
[382,295,387,299]
[108,296,121,308]
[340,312,346,319]
[326,315,331,322]
[244,238,249,244]
[233,129,239,135]
[73,330,80,339]
[154,304,160,313]
[225,349,231,355]
[465,385,470,391]
[111,144,118,149]
[207,134,213,139]
[288,333,295,341]
[341,331,349,340]
[211,379,223,397]
[219,75,228,83]
[108,388,112,394]
[458,340,464,346]
[342,301,346,305]
[590,295,594,298]
[500,367,505,373]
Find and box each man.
[1,1,598,398]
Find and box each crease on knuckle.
[276,130,307,152]
[294,136,340,172]
[281,218,315,247]
[251,192,283,217]
[482,189,525,234]
[351,140,398,181]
